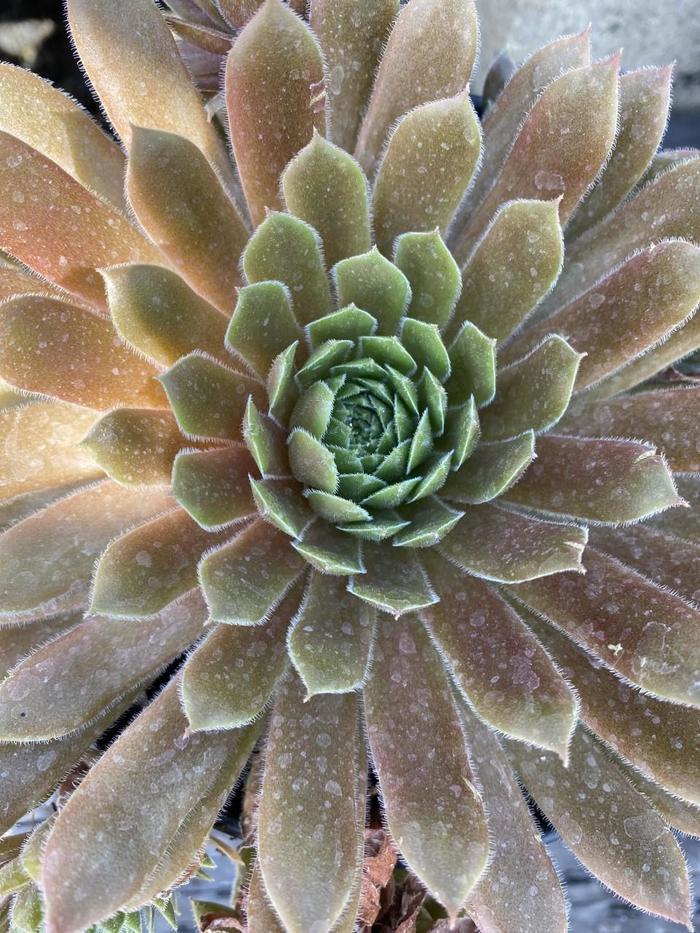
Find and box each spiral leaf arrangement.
[0,1,698,931]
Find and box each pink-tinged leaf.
[288,573,375,696]
[354,0,478,176]
[567,66,673,239]
[0,134,158,310]
[524,608,700,806]
[0,482,173,617]
[91,510,225,618]
[589,309,700,398]
[438,504,587,584]
[0,266,63,304]
[590,523,700,605]
[510,726,692,930]
[199,519,305,624]
[258,675,363,933]
[225,0,326,226]
[282,132,371,268]
[373,93,481,256]
[126,128,248,313]
[310,0,398,152]
[0,591,206,741]
[0,692,138,837]
[542,156,700,315]
[0,482,94,537]
[348,543,437,616]
[458,703,568,933]
[511,547,700,708]
[0,611,82,677]
[502,241,700,389]
[448,200,564,344]
[454,57,619,261]
[247,865,285,932]
[104,264,230,368]
[0,296,165,410]
[505,435,681,524]
[0,402,99,502]
[462,30,591,214]
[67,0,231,182]
[422,552,575,755]
[42,680,260,931]
[82,408,185,487]
[560,387,700,473]
[0,62,126,210]
[442,433,535,505]
[182,581,302,731]
[173,446,257,531]
[482,336,582,440]
[364,614,488,915]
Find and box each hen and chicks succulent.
[0,0,699,931]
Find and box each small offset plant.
[0,0,699,931]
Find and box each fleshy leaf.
[505,435,682,523]
[525,609,700,805]
[42,681,260,931]
[289,381,335,438]
[306,306,377,349]
[648,474,700,542]
[503,241,700,390]
[349,543,437,615]
[439,504,587,584]
[422,552,575,755]
[443,398,480,471]
[0,402,99,501]
[354,0,478,176]
[373,93,481,256]
[400,319,451,382]
[182,583,301,731]
[333,247,410,336]
[0,133,158,309]
[444,432,535,505]
[242,212,331,325]
[82,408,184,486]
[258,676,362,933]
[459,703,568,933]
[267,343,300,426]
[289,573,375,695]
[283,132,371,268]
[225,0,326,225]
[455,56,619,259]
[160,352,264,441]
[567,66,673,239]
[251,477,313,538]
[310,0,398,152]
[199,520,304,624]
[291,520,364,575]
[511,547,700,708]
[445,322,496,407]
[67,0,231,178]
[510,726,691,929]
[393,497,463,548]
[304,489,371,524]
[91,510,222,618]
[560,388,700,473]
[105,264,229,367]
[0,611,82,676]
[449,200,564,342]
[172,446,256,530]
[243,397,290,476]
[0,296,164,411]
[393,230,461,329]
[363,613,488,914]
[288,428,338,493]
[226,282,302,378]
[0,591,206,741]
[481,336,582,440]
[0,62,126,209]
[127,128,247,312]
[0,482,172,616]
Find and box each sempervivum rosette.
[0,1,698,931]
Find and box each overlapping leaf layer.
[0,1,698,931]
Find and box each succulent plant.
[0,0,699,931]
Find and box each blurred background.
[0,1,698,931]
